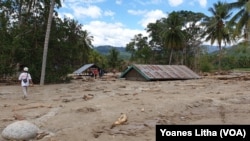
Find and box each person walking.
[18,67,33,99]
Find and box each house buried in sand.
[119,64,201,81]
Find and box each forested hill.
[94,45,221,54]
[94,45,125,53]
[94,45,131,59]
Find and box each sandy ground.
[0,72,250,141]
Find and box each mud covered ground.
[0,72,250,141]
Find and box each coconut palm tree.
[40,0,61,85]
[161,12,186,65]
[201,1,232,71]
[228,0,250,42]
[77,30,94,64]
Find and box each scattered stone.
[76,107,97,113]
[36,130,50,140]
[62,98,71,103]
[2,120,39,140]
[82,94,94,101]
[13,113,26,120]
[141,108,145,112]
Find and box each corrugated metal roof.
[120,64,200,80]
[73,64,95,74]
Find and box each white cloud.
[168,0,183,7]
[150,0,162,4]
[73,5,102,19]
[83,21,146,47]
[63,0,105,4]
[128,10,147,15]
[136,0,162,5]
[139,10,166,28]
[104,10,115,17]
[127,9,166,28]
[198,0,207,8]
[116,0,122,5]
[188,0,207,8]
[60,1,67,8]
[59,12,74,19]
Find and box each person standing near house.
[18,67,33,99]
[99,68,104,78]
[93,68,99,79]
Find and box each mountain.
[94,45,125,54]
[202,45,233,53]
[202,45,219,53]
[224,43,250,55]
[94,45,229,60]
[94,45,131,59]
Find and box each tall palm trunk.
[247,1,250,45]
[169,48,173,65]
[17,0,23,27]
[40,0,55,85]
[218,45,222,72]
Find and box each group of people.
[89,68,104,79]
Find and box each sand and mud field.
[0,72,250,141]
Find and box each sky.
[57,0,236,47]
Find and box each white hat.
[23,67,28,71]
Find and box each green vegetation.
[233,68,250,72]
[201,1,232,71]
[125,1,250,72]
[1,0,250,84]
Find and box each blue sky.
[57,0,236,47]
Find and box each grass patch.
[232,68,250,72]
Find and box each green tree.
[88,50,102,65]
[147,20,165,51]
[146,11,207,66]
[0,0,94,83]
[44,17,93,83]
[177,11,207,70]
[147,18,170,64]
[126,34,152,63]
[0,0,51,78]
[126,40,136,61]
[201,1,232,71]
[161,12,186,65]
[107,48,120,70]
[228,0,250,42]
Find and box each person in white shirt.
[18,67,33,99]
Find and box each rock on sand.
[1,120,39,140]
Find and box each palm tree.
[40,0,61,85]
[40,0,55,85]
[77,30,94,64]
[228,0,250,42]
[161,12,186,65]
[201,1,232,71]
[107,48,120,70]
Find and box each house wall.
[125,69,146,81]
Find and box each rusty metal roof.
[120,64,200,80]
